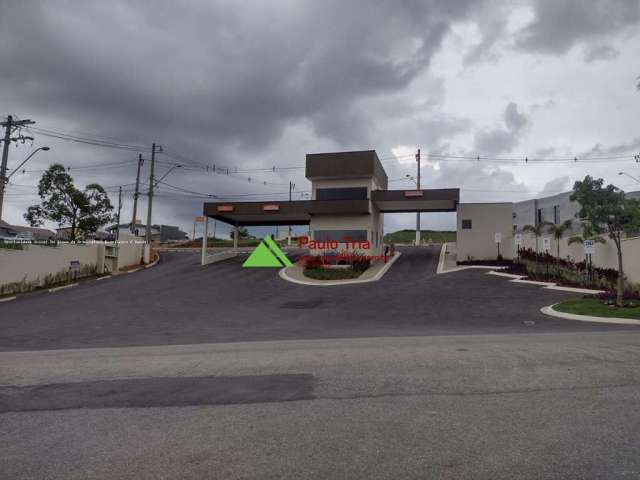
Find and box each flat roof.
[204,189,459,226]
[305,150,388,189]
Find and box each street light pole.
[0,115,36,220]
[1,146,50,220]
[618,171,640,184]
[6,146,50,181]
[415,148,421,246]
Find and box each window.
[316,187,367,201]
[313,230,368,242]
[553,205,560,225]
[537,208,542,225]
[461,219,472,230]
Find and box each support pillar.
[201,217,209,265]
[233,224,239,250]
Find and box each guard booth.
[201,150,459,264]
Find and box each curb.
[48,283,78,293]
[0,296,16,303]
[487,271,605,295]
[541,304,640,325]
[279,252,402,286]
[437,243,509,274]
[144,253,161,269]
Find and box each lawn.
[553,298,640,319]
[383,229,456,244]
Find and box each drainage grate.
[281,299,324,309]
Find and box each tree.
[522,223,547,254]
[544,219,573,259]
[570,176,640,306]
[24,164,114,241]
[567,223,606,248]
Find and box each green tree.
[570,176,640,306]
[522,223,547,253]
[567,223,606,248]
[24,164,114,241]
[544,219,573,259]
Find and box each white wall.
[519,233,640,284]
[0,242,146,293]
[457,203,514,261]
[116,243,145,269]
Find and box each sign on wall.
[514,233,523,245]
[494,232,502,244]
[543,237,551,251]
[584,239,596,255]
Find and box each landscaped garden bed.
[553,297,640,320]
[502,248,620,291]
[300,252,371,281]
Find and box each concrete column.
[201,217,208,265]
[233,225,238,250]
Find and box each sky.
[1,0,639,238]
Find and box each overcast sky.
[1,0,639,236]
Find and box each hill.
[383,229,456,245]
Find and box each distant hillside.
[383,229,456,245]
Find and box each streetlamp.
[155,164,182,185]
[6,146,51,182]
[618,171,640,184]
[0,146,50,221]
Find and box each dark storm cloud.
[473,102,529,156]
[517,0,640,54]
[0,0,486,229]
[583,44,620,62]
[0,0,480,150]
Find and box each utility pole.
[116,186,122,242]
[131,153,144,233]
[415,148,421,246]
[0,115,36,220]
[145,143,161,244]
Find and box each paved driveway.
[0,246,635,351]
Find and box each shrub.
[303,267,361,280]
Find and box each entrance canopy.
[372,188,459,213]
[203,189,459,226]
[203,199,370,226]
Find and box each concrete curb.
[543,285,606,294]
[144,252,161,269]
[510,278,557,287]
[0,296,16,303]
[436,243,509,274]
[279,252,402,286]
[48,283,78,293]
[488,271,605,295]
[541,304,640,325]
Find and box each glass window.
[553,205,560,224]
[316,187,368,201]
[461,219,472,230]
[313,230,368,242]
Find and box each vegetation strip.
[552,298,640,320]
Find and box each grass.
[383,229,456,244]
[303,267,362,280]
[553,298,640,319]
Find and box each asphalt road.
[2,333,640,479]
[3,246,640,479]
[0,246,635,351]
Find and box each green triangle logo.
[243,237,293,268]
